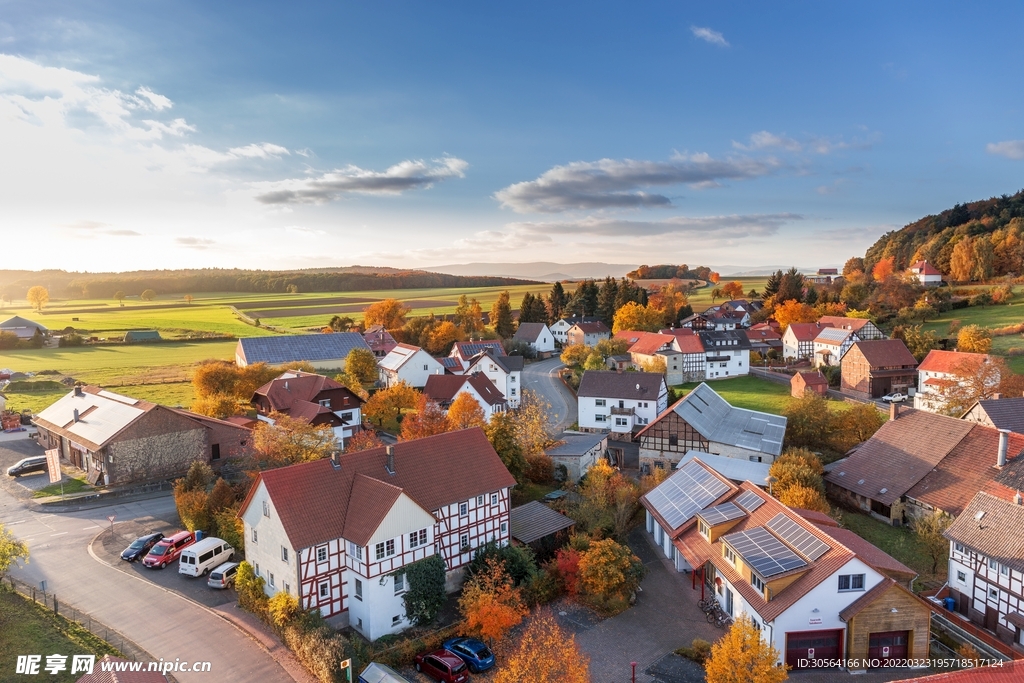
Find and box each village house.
[550,316,600,347]
[378,344,445,389]
[914,349,997,414]
[812,327,860,368]
[614,331,685,385]
[362,325,398,359]
[463,349,524,408]
[235,332,372,370]
[642,460,930,671]
[678,312,714,331]
[791,371,829,398]
[33,386,251,486]
[744,325,783,358]
[511,322,555,355]
[251,371,364,448]
[637,382,786,471]
[238,429,516,641]
[576,371,668,438]
[0,315,48,340]
[719,299,763,325]
[566,320,611,347]
[705,309,746,330]
[422,372,507,422]
[544,432,608,481]
[448,340,506,372]
[817,316,887,341]
[824,405,1024,525]
[782,322,834,360]
[807,268,839,285]
[840,339,918,400]
[675,450,772,487]
[962,396,1024,434]
[909,260,943,287]
[944,491,1024,648]
[699,329,751,379]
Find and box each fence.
[1,573,173,679]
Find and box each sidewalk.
[210,603,318,683]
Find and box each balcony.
[610,406,634,416]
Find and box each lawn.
[671,374,856,416]
[34,475,91,498]
[689,277,770,313]
[0,589,121,683]
[837,511,940,584]
[918,291,1024,373]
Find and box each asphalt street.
[0,437,294,683]
[522,356,577,434]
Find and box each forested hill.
[862,189,1024,274]
[0,267,537,299]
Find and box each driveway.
[522,356,577,434]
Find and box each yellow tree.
[773,300,817,332]
[26,285,49,311]
[778,484,830,513]
[511,389,553,456]
[447,392,486,431]
[363,381,419,426]
[872,256,895,281]
[577,538,645,603]
[0,522,30,574]
[957,325,992,354]
[949,237,976,283]
[494,610,589,683]
[343,347,379,388]
[705,615,787,683]
[561,343,592,368]
[191,393,240,419]
[250,413,337,468]
[458,557,527,644]
[612,301,663,333]
[400,394,450,441]
[722,281,745,299]
[426,320,462,354]
[363,298,411,330]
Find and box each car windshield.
[475,646,492,658]
[149,544,169,556]
[452,661,466,673]
[129,540,146,549]
[210,573,222,580]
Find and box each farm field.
[918,287,1024,373]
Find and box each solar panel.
[698,502,746,526]
[766,513,831,561]
[645,461,731,530]
[723,527,807,578]
[735,490,765,512]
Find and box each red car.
[413,649,470,683]
[142,530,195,568]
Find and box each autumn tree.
[250,413,337,469]
[779,484,830,514]
[363,381,419,426]
[493,610,589,683]
[191,393,241,419]
[773,300,817,332]
[484,411,527,483]
[363,298,411,330]
[892,324,942,361]
[721,281,745,300]
[458,557,527,643]
[400,394,450,441]
[577,538,645,609]
[828,402,885,453]
[345,430,384,452]
[26,285,49,311]
[447,392,486,430]
[328,315,355,331]
[183,294,194,304]
[114,290,126,306]
[560,344,592,368]
[872,256,896,281]
[0,522,29,575]
[914,511,952,574]
[705,615,787,683]
[612,301,663,333]
[708,271,721,284]
[769,448,825,499]
[342,347,378,388]
[140,289,156,301]
[957,325,992,353]
[782,394,832,449]
[426,320,461,354]
[639,355,667,375]
[938,356,1005,417]
[491,290,515,338]
[455,294,485,336]
[949,237,976,283]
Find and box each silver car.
[207,561,239,589]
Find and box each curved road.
[522,356,577,434]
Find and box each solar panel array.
[724,527,807,578]
[766,513,831,561]
[734,490,765,512]
[699,502,746,526]
[644,461,731,530]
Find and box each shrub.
[675,638,713,664]
[400,554,447,626]
[267,591,300,628]
[236,561,268,616]
[59,333,84,347]
[525,453,555,484]
[552,547,581,596]
[468,541,537,586]
[174,489,211,532]
[283,622,352,683]
[524,565,563,606]
[577,538,645,612]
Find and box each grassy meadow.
[672,374,855,416]
[916,286,1024,373]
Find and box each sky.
[1,1,1023,274]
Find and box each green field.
[672,374,853,416]
[917,289,1024,373]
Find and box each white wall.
[578,395,662,433]
[470,359,521,408]
[382,350,444,388]
[241,481,300,598]
[705,350,750,379]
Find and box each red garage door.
[785,630,843,669]
[868,631,908,661]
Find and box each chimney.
[991,393,1002,401]
[74,385,83,397]
[997,429,1010,468]
[889,402,900,421]
[1015,490,1023,506]
[385,445,395,474]
[329,450,341,470]
[284,381,289,391]
[73,409,80,423]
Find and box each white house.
[251,371,364,448]
[423,372,507,422]
[464,350,524,408]
[448,340,506,373]
[914,349,996,413]
[811,327,860,368]
[577,371,668,436]
[909,260,943,287]
[378,344,445,389]
[238,429,516,641]
[782,322,834,360]
[642,463,931,671]
[566,321,611,347]
[817,317,886,341]
[614,331,685,385]
[550,316,600,347]
[512,322,555,355]
[698,329,751,379]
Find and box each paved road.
[0,439,294,683]
[522,356,577,434]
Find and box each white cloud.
[135,86,172,111]
[58,220,142,238]
[494,153,777,213]
[691,26,729,47]
[733,131,802,152]
[252,156,469,204]
[284,225,327,237]
[509,213,799,239]
[986,140,1024,160]
[175,236,215,249]
[228,142,291,159]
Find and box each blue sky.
[1,1,1022,273]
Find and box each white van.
[178,537,233,577]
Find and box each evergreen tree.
[547,282,567,322]
[762,270,782,301]
[777,267,805,303]
[491,291,515,338]
[804,286,818,305]
[580,280,599,317]
[597,277,619,327]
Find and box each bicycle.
[698,597,718,612]
[706,604,731,628]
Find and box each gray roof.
[577,371,665,400]
[510,501,576,544]
[972,397,1024,435]
[814,327,856,344]
[237,332,370,365]
[468,350,524,374]
[663,382,786,456]
[698,329,752,350]
[945,492,1024,574]
[677,451,773,485]
[513,322,549,343]
[546,432,608,457]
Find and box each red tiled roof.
[240,428,516,551]
[892,659,1024,682]
[838,578,900,621]
[286,399,338,424]
[817,316,874,333]
[572,321,610,334]
[745,328,781,342]
[794,371,828,386]
[847,339,918,369]
[466,373,508,406]
[910,260,942,276]
[624,332,677,355]
[791,508,838,526]
[918,349,991,375]
[253,372,361,412]
[813,525,916,578]
[424,373,507,407]
[787,322,834,341]
[342,474,409,546]
[674,333,706,354]
[945,492,1024,575]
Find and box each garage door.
[785,630,843,669]
[869,631,908,661]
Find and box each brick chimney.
[997,429,1010,468]
[889,402,900,421]
[330,450,341,470]
[385,445,395,474]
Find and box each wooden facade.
[843,582,931,665]
[638,411,710,470]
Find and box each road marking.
[83,525,101,530]
[50,532,69,537]
[6,520,26,525]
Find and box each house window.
[724,546,736,564]
[319,582,330,598]
[477,495,484,505]
[954,542,965,553]
[319,399,331,407]
[263,500,270,517]
[252,528,258,544]
[957,571,966,583]
[460,534,470,550]
[375,540,396,560]
[511,388,516,396]
[281,546,289,563]
[423,364,429,371]
[1001,564,1010,577]
[392,614,402,626]
[838,574,865,591]
[699,520,709,538]
[595,399,606,407]
[511,375,516,382]
[316,546,328,563]
[354,579,362,601]
[595,414,607,422]
[669,435,678,446]
[284,582,290,594]
[254,562,260,576]
[348,542,363,560]
[500,522,507,534]
[491,493,498,505]
[751,574,765,592]
[460,502,468,517]
[409,529,427,548]
[615,417,628,427]
[268,572,275,588]
[395,572,406,594]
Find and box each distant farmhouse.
[235,332,371,370]
[0,315,48,340]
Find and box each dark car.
[6,455,48,477]
[413,649,469,683]
[441,637,495,673]
[120,533,164,562]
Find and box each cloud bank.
[691,26,729,47]
[987,140,1024,160]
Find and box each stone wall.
[106,407,208,485]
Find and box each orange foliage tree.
[363,298,411,330]
[345,430,384,452]
[721,281,745,299]
[778,484,831,514]
[446,392,486,431]
[872,256,895,282]
[705,615,787,683]
[577,538,645,605]
[458,557,528,644]
[400,394,450,441]
[709,271,721,284]
[363,381,419,426]
[773,300,817,332]
[493,610,589,683]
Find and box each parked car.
[6,455,48,477]
[441,637,495,673]
[881,392,907,403]
[207,561,239,589]
[120,533,164,562]
[358,662,413,683]
[142,530,195,569]
[413,649,469,683]
[179,537,233,577]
